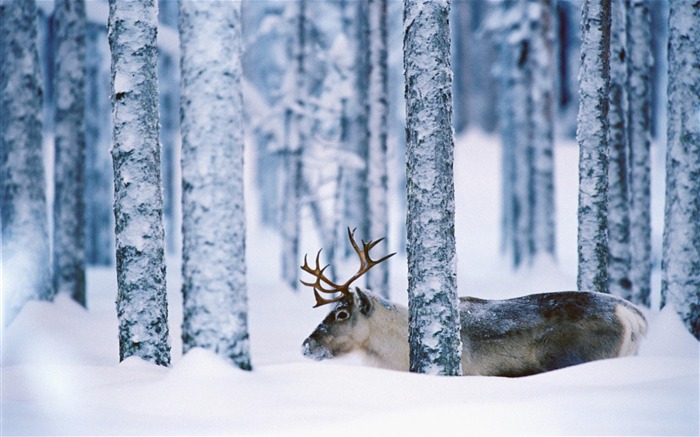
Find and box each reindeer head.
[300,228,394,361]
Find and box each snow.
[2,130,699,435]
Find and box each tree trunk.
[0,0,53,324]
[179,0,252,370]
[280,0,306,291]
[661,0,700,340]
[108,0,170,366]
[607,0,631,299]
[84,21,114,267]
[53,0,87,307]
[528,0,556,262]
[366,0,390,299]
[625,0,652,307]
[404,0,462,376]
[576,0,611,293]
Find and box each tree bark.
[0,0,53,324]
[53,0,87,307]
[179,0,252,370]
[108,0,170,366]
[576,0,611,293]
[404,0,462,376]
[661,0,700,340]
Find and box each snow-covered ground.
[2,131,698,435]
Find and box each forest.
[1,0,699,435]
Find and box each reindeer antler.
[301,227,396,308]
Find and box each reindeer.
[301,229,648,377]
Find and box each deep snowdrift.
[2,131,698,435]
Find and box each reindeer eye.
[335,309,350,321]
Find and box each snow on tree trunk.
[511,3,532,269]
[343,0,370,255]
[0,0,53,324]
[179,0,252,370]
[365,0,390,299]
[53,0,87,307]
[496,6,517,259]
[108,0,170,366]
[158,0,179,256]
[625,0,652,307]
[607,0,632,299]
[661,0,700,340]
[576,0,611,293]
[528,0,556,262]
[280,0,307,291]
[404,0,462,376]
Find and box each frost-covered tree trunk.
[365,0,390,299]
[158,0,179,255]
[0,0,53,324]
[344,0,371,253]
[404,0,462,376]
[179,0,251,370]
[84,21,114,267]
[498,30,516,258]
[576,0,611,293]
[108,0,170,366]
[528,0,556,262]
[607,0,631,299]
[280,0,307,291]
[661,0,700,340]
[625,0,652,307]
[510,3,532,269]
[53,0,87,307]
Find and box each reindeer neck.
[363,298,410,372]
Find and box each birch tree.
[661,0,700,340]
[576,0,611,293]
[365,0,390,298]
[0,0,53,324]
[53,0,87,307]
[528,0,556,262]
[280,0,306,290]
[607,0,631,299]
[404,0,462,376]
[625,0,652,307]
[179,0,252,370]
[494,0,556,268]
[108,0,170,366]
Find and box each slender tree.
[365,0,390,298]
[625,0,652,307]
[510,0,532,269]
[108,0,170,366]
[528,0,556,262]
[576,0,611,293]
[179,0,252,370]
[158,0,179,255]
[495,0,556,268]
[607,0,631,299]
[0,0,53,324]
[280,0,306,290]
[84,21,114,267]
[404,0,462,376]
[343,0,371,254]
[661,0,700,340]
[53,0,87,307]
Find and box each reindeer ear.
[355,288,374,316]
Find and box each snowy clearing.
[2,131,698,435]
